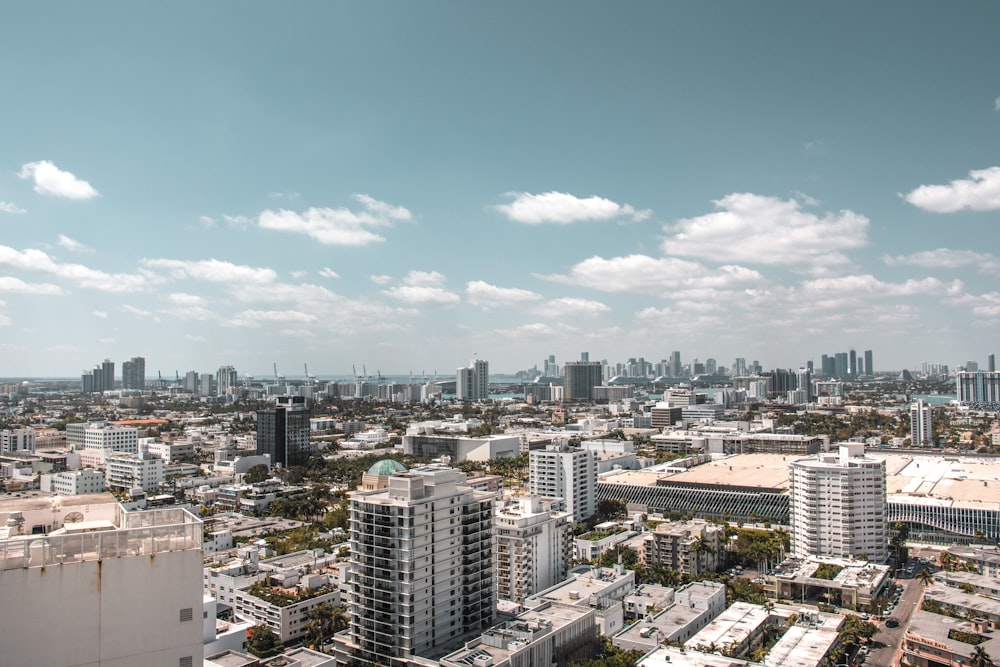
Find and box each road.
[865,567,928,666]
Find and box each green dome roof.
[367,459,407,476]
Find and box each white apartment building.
[0,493,203,667]
[529,444,598,523]
[77,420,139,467]
[335,465,495,667]
[910,399,933,447]
[39,468,106,495]
[234,572,338,643]
[0,427,35,454]
[495,495,572,605]
[106,451,166,492]
[789,443,888,562]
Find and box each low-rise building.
[642,520,724,577]
[39,468,106,495]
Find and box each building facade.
[564,361,604,401]
[530,444,598,523]
[910,399,933,447]
[495,495,572,605]
[121,356,146,390]
[338,465,495,666]
[789,444,887,562]
[256,396,311,467]
[456,358,489,401]
[957,370,1000,409]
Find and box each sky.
[1,2,999,379]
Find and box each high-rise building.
[183,370,198,393]
[563,361,603,401]
[0,493,204,666]
[337,465,494,666]
[834,352,848,379]
[734,357,747,377]
[456,358,489,401]
[910,399,933,447]
[669,351,682,377]
[705,358,717,375]
[256,396,311,467]
[989,353,996,373]
[789,443,887,562]
[795,368,812,402]
[957,371,1000,409]
[216,365,238,397]
[848,349,857,379]
[494,495,572,605]
[200,373,213,397]
[121,356,145,390]
[529,444,598,523]
[864,350,874,377]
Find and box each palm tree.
[304,602,335,649]
[970,645,995,667]
[916,568,936,587]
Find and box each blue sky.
[2,2,999,378]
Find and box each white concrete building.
[335,464,495,666]
[529,444,598,523]
[77,420,139,468]
[789,443,887,561]
[495,495,572,605]
[39,468,106,495]
[0,427,35,454]
[0,493,203,667]
[910,398,933,447]
[106,450,166,492]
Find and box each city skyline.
[2,3,1000,377]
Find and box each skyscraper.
[121,356,145,390]
[789,444,887,562]
[669,350,682,377]
[848,349,857,379]
[256,396,311,467]
[456,358,488,401]
[910,400,933,447]
[563,361,603,401]
[338,465,494,666]
[216,365,238,397]
[529,444,598,523]
[957,370,1000,409]
[864,350,874,377]
[989,353,996,373]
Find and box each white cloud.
[222,214,253,229]
[122,304,152,317]
[198,215,216,227]
[0,276,63,295]
[465,280,541,308]
[92,310,108,319]
[290,270,307,280]
[258,194,411,245]
[0,201,26,214]
[319,267,340,279]
[883,248,1000,275]
[0,245,150,292]
[536,297,610,318]
[902,167,1000,212]
[538,254,764,295]
[370,274,392,285]
[382,285,460,305]
[662,193,869,266]
[402,270,446,286]
[167,292,205,306]
[56,234,91,253]
[995,97,1000,112]
[495,191,651,224]
[801,274,963,298]
[494,322,559,337]
[228,309,319,328]
[141,258,277,284]
[18,160,99,199]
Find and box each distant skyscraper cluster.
[80,358,115,393]
[819,349,873,379]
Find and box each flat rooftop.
[603,452,1000,509]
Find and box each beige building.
[643,520,725,576]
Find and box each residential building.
[564,361,603,401]
[75,420,139,468]
[529,444,598,523]
[0,427,35,454]
[456,358,489,401]
[957,370,1000,409]
[39,468,106,495]
[642,520,725,577]
[121,356,145,390]
[495,495,572,605]
[910,399,933,447]
[789,443,887,561]
[0,493,203,667]
[256,396,311,467]
[106,450,166,492]
[335,465,494,666]
[217,365,238,398]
